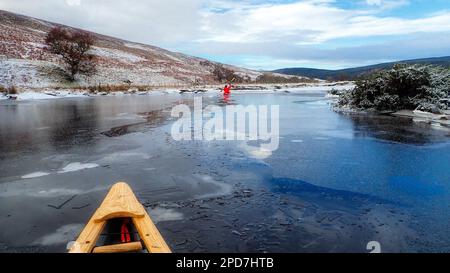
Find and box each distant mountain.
[273,56,450,81]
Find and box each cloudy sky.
[1,0,450,70]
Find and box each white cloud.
[366,0,410,10]
[0,0,204,44]
[66,0,81,7]
[0,0,449,69]
[367,0,382,5]
[198,1,450,44]
[1,0,441,46]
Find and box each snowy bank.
[0,82,355,101]
[2,90,87,101]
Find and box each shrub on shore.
[77,84,163,93]
[6,86,18,95]
[85,84,134,93]
[338,64,450,113]
[329,88,341,96]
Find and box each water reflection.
[48,102,100,151]
[216,93,237,106]
[389,176,445,197]
[343,113,450,145]
[0,100,100,155]
[270,177,398,206]
[101,109,169,137]
[0,96,183,156]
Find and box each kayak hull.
[69,182,171,253]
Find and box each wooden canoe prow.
[69,182,171,253]
[93,182,146,222]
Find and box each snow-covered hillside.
[0,10,309,90]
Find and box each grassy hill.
[0,10,309,90]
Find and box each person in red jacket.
[222,83,232,103]
[223,83,232,94]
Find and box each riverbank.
[0,82,354,101]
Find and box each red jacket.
[223,85,232,94]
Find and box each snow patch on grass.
[92,46,146,63]
[15,91,84,100]
[123,42,150,51]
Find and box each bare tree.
[45,27,96,81]
[212,65,243,83]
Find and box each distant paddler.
[223,78,236,95]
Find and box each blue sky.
[1,0,450,70]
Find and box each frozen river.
[1,91,450,252]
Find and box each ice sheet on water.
[57,162,99,174]
[21,172,50,179]
[240,142,273,160]
[97,152,152,164]
[0,185,108,198]
[146,207,184,224]
[33,224,84,246]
